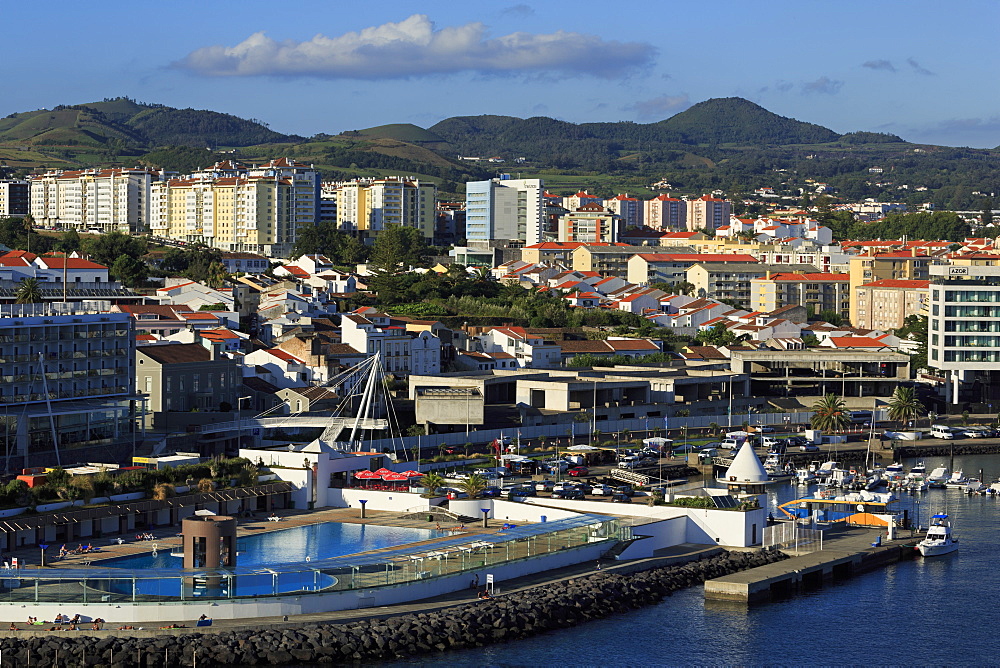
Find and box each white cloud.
[175,14,655,80]
[802,76,843,95]
[629,95,690,120]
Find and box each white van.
[930,425,955,439]
[720,438,742,450]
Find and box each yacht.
[945,471,969,488]
[917,513,959,557]
[908,461,927,479]
[795,468,817,485]
[927,467,950,488]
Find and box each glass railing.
[0,515,618,605]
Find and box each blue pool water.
[106,521,446,570]
[101,521,447,598]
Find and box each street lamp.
[39,543,48,568]
[236,395,252,450]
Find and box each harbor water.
[390,452,1000,667]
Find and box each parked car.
[554,488,585,500]
[509,487,536,498]
[799,443,820,452]
[785,436,809,447]
[481,487,502,498]
[568,466,590,477]
[614,486,634,497]
[534,480,555,492]
[591,484,615,496]
[611,493,632,503]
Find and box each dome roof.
[725,441,769,483]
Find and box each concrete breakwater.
[0,550,786,667]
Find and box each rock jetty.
[0,550,786,666]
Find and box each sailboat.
[917,513,959,557]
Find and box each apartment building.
[686,195,731,232]
[928,264,1000,404]
[572,244,684,278]
[340,311,440,375]
[644,194,686,230]
[557,203,623,243]
[686,262,818,305]
[0,180,29,217]
[465,176,544,244]
[30,168,155,234]
[627,253,758,286]
[136,340,241,427]
[604,194,643,228]
[148,159,320,257]
[853,279,929,331]
[751,272,850,319]
[0,303,135,468]
[848,252,933,327]
[330,177,436,239]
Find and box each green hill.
[655,97,840,145]
[346,123,448,146]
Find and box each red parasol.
[373,468,394,476]
[402,470,424,477]
[354,470,381,479]
[382,473,408,482]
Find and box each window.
[144,376,151,393]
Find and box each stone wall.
[0,550,786,666]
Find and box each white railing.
[763,521,824,553]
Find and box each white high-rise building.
[30,168,155,234]
[327,177,436,239]
[465,176,544,244]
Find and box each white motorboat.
[795,468,817,485]
[927,467,949,488]
[965,479,985,495]
[945,471,969,488]
[908,461,927,478]
[917,513,959,557]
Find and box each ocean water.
[391,453,1000,667]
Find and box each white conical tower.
[724,441,769,483]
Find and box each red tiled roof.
[861,279,930,289]
[828,336,891,348]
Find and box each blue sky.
[4,0,1000,148]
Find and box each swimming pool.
[99,522,448,598]
[106,521,446,570]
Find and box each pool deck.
[2,507,502,571]
[1,542,720,637]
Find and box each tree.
[82,231,147,268]
[810,394,850,432]
[886,386,925,427]
[56,229,81,254]
[110,255,147,287]
[421,472,445,497]
[695,323,739,347]
[370,226,429,274]
[14,277,42,304]
[457,473,489,500]
[801,333,820,347]
[817,310,843,326]
[205,260,228,289]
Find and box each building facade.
[0,304,136,468]
[686,195,731,232]
[0,180,29,217]
[853,279,929,331]
[465,176,544,244]
[557,204,623,244]
[329,177,436,239]
[751,272,851,320]
[149,159,320,257]
[644,194,686,230]
[30,168,155,234]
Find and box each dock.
[704,526,917,604]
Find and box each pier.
[704,525,916,604]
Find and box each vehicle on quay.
[800,443,820,452]
[961,426,991,439]
[553,488,585,500]
[481,487,502,498]
[591,484,615,496]
[698,448,719,458]
[534,480,555,492]
[917,513,959,557]
[930,424,957,439]
[848,410,874,425]
[611,493,632,503]
[568,466,590,477]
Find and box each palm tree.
[810,394,850,432]
[887,387,925,428]
[421,472,445,497]
[457,473,489,500]
[15,277,42,304]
